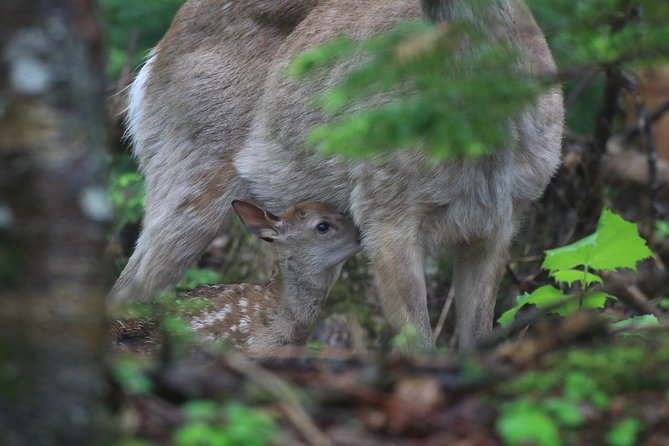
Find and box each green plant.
[113,359,153,395]
[177,267,222,290]
[390,324,419,351]
[497,398,562,446]
[108,155,145,230]
[499,208,653,327]
[606,418,642,446]
[495,336,669,446]
[611,314,660,334]
[656,220,669,239]
[173,400,278,446]
[100,0,186,78]
[498,371,610,445]
[530,0,669,135]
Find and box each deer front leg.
[110,171,248,306]
[452,236,510,349]
[364,223,434,349]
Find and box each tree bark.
[0,1,109,445]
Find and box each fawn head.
[232,200,361,271]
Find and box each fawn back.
[113,0,564,350]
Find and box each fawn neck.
[265,244,343,343]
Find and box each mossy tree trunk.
[0,1,110,445]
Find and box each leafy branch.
[499,209,654,327]
[289,17,543,160]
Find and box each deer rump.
[118,0,564,348]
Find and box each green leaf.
[498,285,565,328]
[580,292,611,310]
[543,398,583,428]
[550,269,603,287]
[497,399,561,446]
[543,209,652,273]
[498,286,614,326]
[656,220,669,238]
[550,291,611,317]
[390,324,419,350]
[182,400,220,421]
[524,285,566,309]
[177,267,221,290]
[113,359,153,395]
[612,314,660,331]
[497,293,530,328]
[563,371,608,408]
[606,418,642,446]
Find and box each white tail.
[111,0,564,349]
[114,200,360,356]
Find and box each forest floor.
[109,310,669,446]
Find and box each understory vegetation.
[100,0,669,444]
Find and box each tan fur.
[113,0,564,349]
[115,201,360,357]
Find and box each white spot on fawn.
[239,298,248,308]
[239,316,250,333]
[190,304,232,330]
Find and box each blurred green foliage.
[290,18,542,160]
[173,400,278,446]
[100,0,186,78]
[177,267,223,290]
[497,337,669,445]
[530,0,669,67]
[291,0,669,155]
[530,0,669,134]
[113,359,154,395]
[107,154,144,231]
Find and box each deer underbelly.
[234,141,352,214]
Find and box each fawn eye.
[315,222,330,233]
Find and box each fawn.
[114,200,361,356]
[111,0,564,349]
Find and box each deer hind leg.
[110,165,248,306]
[363,221,433,349]
[452,234,512,350]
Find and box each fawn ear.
[232,201,282,242]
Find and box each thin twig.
[433,286,455,344]
[505,264,522,286]
[622,284,668,323]
[633,92,665,221]
[622,98,669,142]
[226,352,332,446]
[594,65,623,158]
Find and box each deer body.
[113,0,564,349]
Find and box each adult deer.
[112,0,564,349]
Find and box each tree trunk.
[0,1,109,445]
